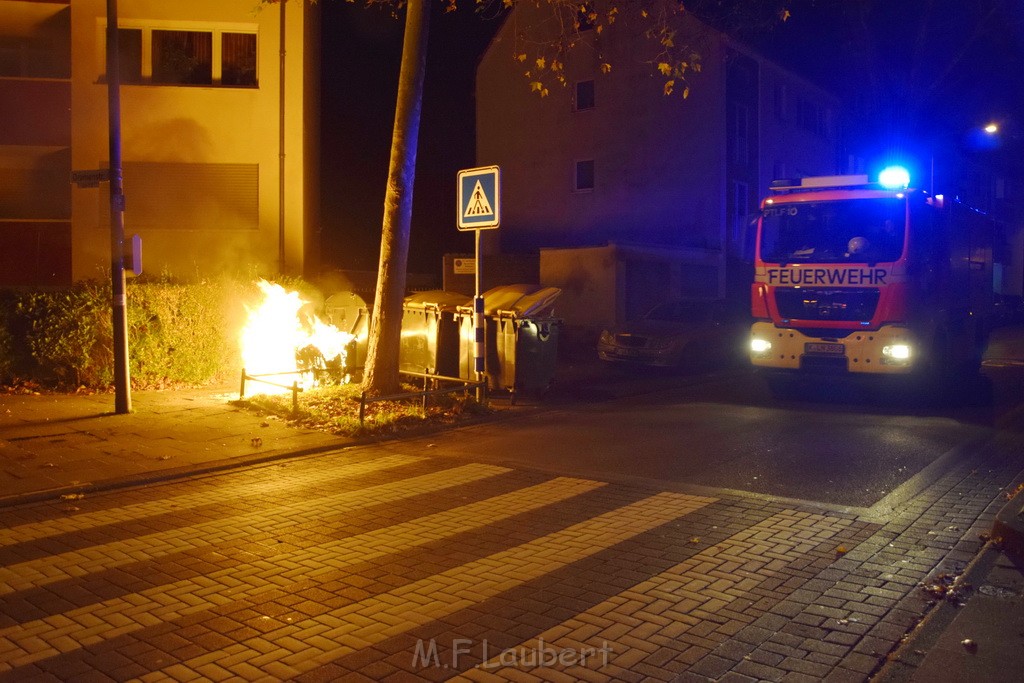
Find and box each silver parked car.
[597,299,749,370]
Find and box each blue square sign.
[457,166,500,231]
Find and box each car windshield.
[644,301,712,323]
[760,197,906,264]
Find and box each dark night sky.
[759,1,1024,150]
[318,2,502,277]
[318,1,1023,278]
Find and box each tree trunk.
[362,0,430,396]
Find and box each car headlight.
[599,330,615,345]
[750,338,772,356]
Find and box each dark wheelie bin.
[400,290,470,377]
[457,285,562,397]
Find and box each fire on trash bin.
[239,280,355,394]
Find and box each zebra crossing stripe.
[0,476,609,670]
[0,454,423,547]
[158,491,716,680]
[468,509,859,679]
[0,462,507,596]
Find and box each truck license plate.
[805,342,844,355]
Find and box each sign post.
[457,166,500,402]
[106,0,131,414]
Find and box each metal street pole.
[107,0,131,413]
[474,230,484,403]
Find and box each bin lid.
[463,284,561,317]
[498,286,561,317]
[403,290,470,311]
[324,291,368,335]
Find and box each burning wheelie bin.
[323,290,370,379]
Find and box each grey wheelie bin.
[457,285,562,396]
[400,290,470,377]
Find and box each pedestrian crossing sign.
[457,166,500,230]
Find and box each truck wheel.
[910,331,955,405]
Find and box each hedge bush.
[0,277,280,390]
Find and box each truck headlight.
[750,338,772,356]
[882,343,912,363]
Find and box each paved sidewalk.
[1,351,1023,680]
[0,385,348,506]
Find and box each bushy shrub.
[128,278,250,388]
[0,297,16,383]
[0,277,297,390]
[16,280,112,387]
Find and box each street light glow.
[984,123,999,134]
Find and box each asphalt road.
[386,363,1022,511]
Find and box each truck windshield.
[760,197,906,264]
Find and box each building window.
[732,104,749,165]
[773,84,787,122]
[99,162,259,231]
[797,97,828,137]
[117,28,143,83]
[575,80,595,111]
[575,160,595,191]
[729,180,750,256]
[106,25,257,88]
[222,32,257,86]
[152,30,212,85]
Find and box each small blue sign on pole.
[457,166,500,231]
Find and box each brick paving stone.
[731,625,773,646]
[687,653,734,679]
[822,631,861,646]
[760,641,806,660]
[838,650,881,675]
[779,655,833,677]
[746,648,785,667]
[732,658,785,681]
[804,651,842,667]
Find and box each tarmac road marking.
[0,476,611,670]
[0,461,507,595]
[466,509,859,680]
[0,453,423,547]
[145,491,716,680]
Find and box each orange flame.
[240,280,354,393]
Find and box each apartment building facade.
[0,0,319,287]
[475,5,841,331]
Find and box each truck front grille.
[775,288,879,322]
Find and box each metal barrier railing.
[359,371,487,426]
[239,367,487,425]
[239,369,303,413]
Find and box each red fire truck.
[749,169,995,394]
